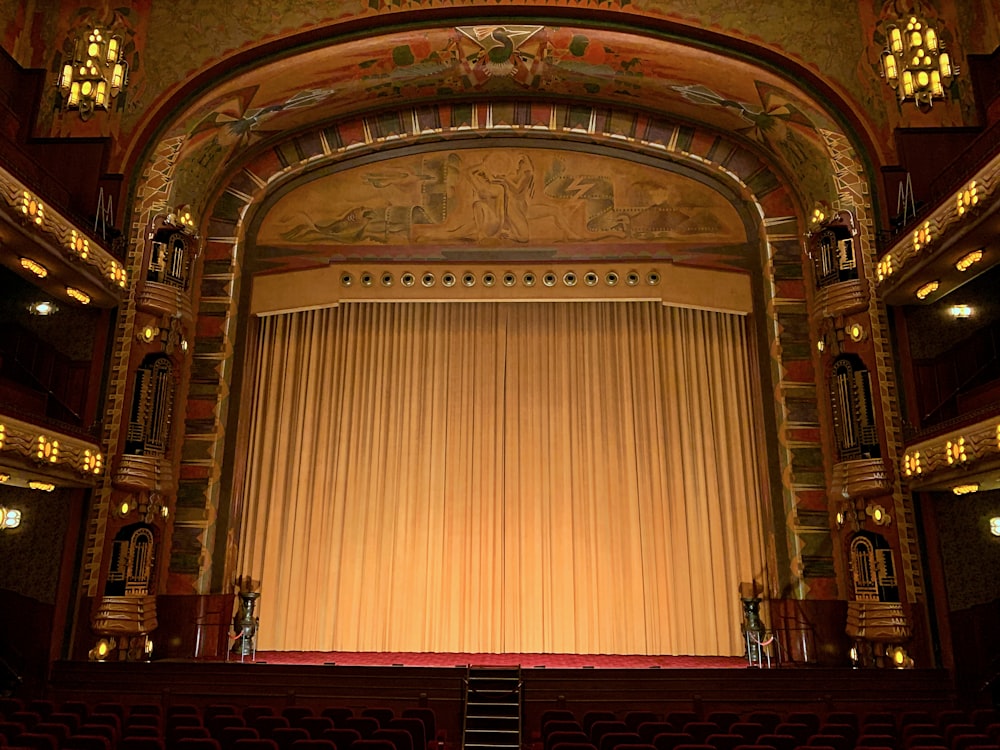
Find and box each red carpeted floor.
[251,651,746,668]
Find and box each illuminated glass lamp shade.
[880,16,956,110]
[888,644,913,669]
[57,27,129,120]
[88,637,116,661]
[990,517,1000,537]
[28,300,58,316]
[0,506,22,529]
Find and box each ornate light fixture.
[956,249,983,272]
[0,506,22,530]
[915,280,939,300]
[57,27,128,120]
[881,15,956,110]
[66,287,92,305]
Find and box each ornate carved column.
[808,210,913,667]
[89,211,199,661]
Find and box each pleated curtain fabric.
[236,301,766,655]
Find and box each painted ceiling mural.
[163,24,842,217]
[252,147,748,267]
[9,0,997,163]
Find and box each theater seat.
[296,720,335,740]
[290,742,336,750]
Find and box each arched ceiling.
[131,19,874,227]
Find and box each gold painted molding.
[137,280,195,323]
[902,414,1000,491]
[811,278,868,322]
[0,413,104,485]
[0,165,127,305]
[846,600,911,642]
[114,454,174,492]
[251,261,753,317]
[877,150,1000,296]
[92,595,159,635]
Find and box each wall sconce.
[866,503,892,526]
[57,27,128,120]
[0,506,22,530]
[881,16,956,110]
[888,644,913,668]
[835,501,863,532]
[138,325,160,343]
[88,637,116,661]
[846,322,866,342]
[990,517,1000,537]
[948,305,972,319]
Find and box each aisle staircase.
[462,666,521,750]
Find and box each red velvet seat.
[638,725,676,744]
[176,740,223,750]
[320,728,362,750]
[295,720,334,741]
[220,727,260,750]
[625,715,659,734]
[340,721,377,741]
[290,742,336,750]
[729,725,764,744]
[386,718,424,750]
[706,733,745,750]
[252,718,291,740]
[360,711,392,729]
[599,732,642,750]
[373,729,411,750]
[281,711,313,725]
[121,737,165,750]
[707,715,740,733]
[272,728,310,750]
[747,716,781,735]
[683,725,722,744]
[548,731,590,750]
[399,710,435,746]
[64,735,111,750]
[653,735,696,750]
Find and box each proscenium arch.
[162,102,821,606]
[93,16,894,614]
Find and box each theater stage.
[250,651,746,668]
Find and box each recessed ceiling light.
[28,301,58,316]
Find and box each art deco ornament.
[57,27,128,120]
[880,15,956,110]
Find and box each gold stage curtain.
[237,301,766,655]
